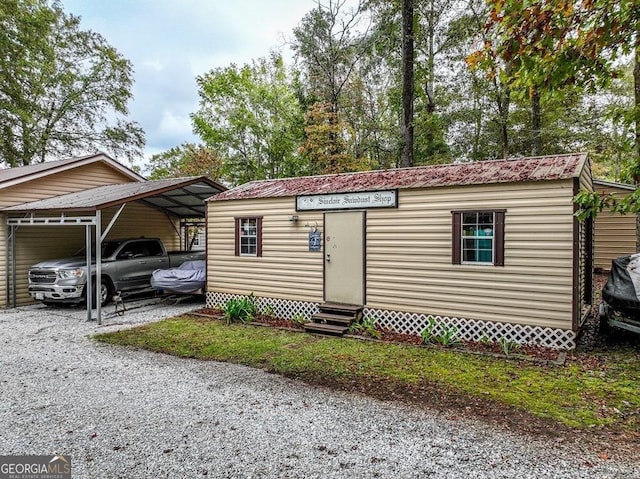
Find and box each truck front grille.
[28,270,57,284]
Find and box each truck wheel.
[84,277,113,306]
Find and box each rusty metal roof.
[209,153,588,202]
[3,176,226,218]
[0,152,144,187]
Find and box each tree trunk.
[634,31,640,173]
[400,0,414,168]
[496,87,510,159]
[531,86,542,156]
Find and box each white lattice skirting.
[206,292,576,350]
[207,292,320,321]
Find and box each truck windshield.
[75,241,123,258]
[102,241,123,257]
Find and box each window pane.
[462,212,477,224]
[478,212,494,226]
[239,218,258,256]
[462,240,477,262]
[461,212,494,263]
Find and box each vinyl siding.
[207,179,578,330]
[594,184,637,270]
[0,162,139,307]
[207,198,324,302]
[100,203,180,250]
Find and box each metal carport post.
[3,176,227,325]
[6,211,104,324]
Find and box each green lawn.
[95,316,640,433]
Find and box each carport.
[3,176,225,323]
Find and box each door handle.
[138,260,147,264]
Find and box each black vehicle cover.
[602,255,640,318]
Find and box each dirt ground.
[196,273,640,459]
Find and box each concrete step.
[311,312,355,326]
[303,322,350,336]
[319,302,363,318]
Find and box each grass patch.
[95,316,640,433]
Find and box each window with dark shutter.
[234,217,263,257]
[452,210,505,266]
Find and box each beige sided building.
[206,153,593,349]
[593,180,637,271]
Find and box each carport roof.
[3,176,226,218]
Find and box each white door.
[324,211,365,305]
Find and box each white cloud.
[59,0,358,163]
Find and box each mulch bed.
[192,307,563,363]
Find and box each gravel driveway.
[0,299,637,479]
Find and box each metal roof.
[0,152,144,187]
[209,153,588,202]
[3,176,226,218]
[593,179,636,191]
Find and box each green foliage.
[0,0,144,166]
[574,191,611,221]
[222,294,257,325]
[497,337,520,357]
[479,0,639,91]
[147,143,223,181]
[262,304,276,317]
[420,316,437,345]
[421,317,460,347]
[574,189,640,221]
[290,313,307,328]
[192,53,306,186]
[348,317,381,339]
[432,325,461,347]
[300,101,361,174]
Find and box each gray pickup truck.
[28,237,204,305]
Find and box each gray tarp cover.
[602,254,640,317]
[151,260,205,294]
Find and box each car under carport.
[3,176,225,323]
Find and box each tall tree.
[192,53,306,186]
[478,0,640,164]
[300,101,356,174]
[463,0,513,158]
[400,0,414,167]
[0,0,144,166]
[147,143,224,181]
[292,0,370,169]
[367,0,467,165]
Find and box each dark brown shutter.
[234,218,240,256]
[256,218,263,257]
[494,211,505,266]
[452,212,461,264]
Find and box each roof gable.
[0,153,145,189]
[210,153,588,202]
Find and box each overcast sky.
[61,0,328,168]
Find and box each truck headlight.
[58,268,85,279]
